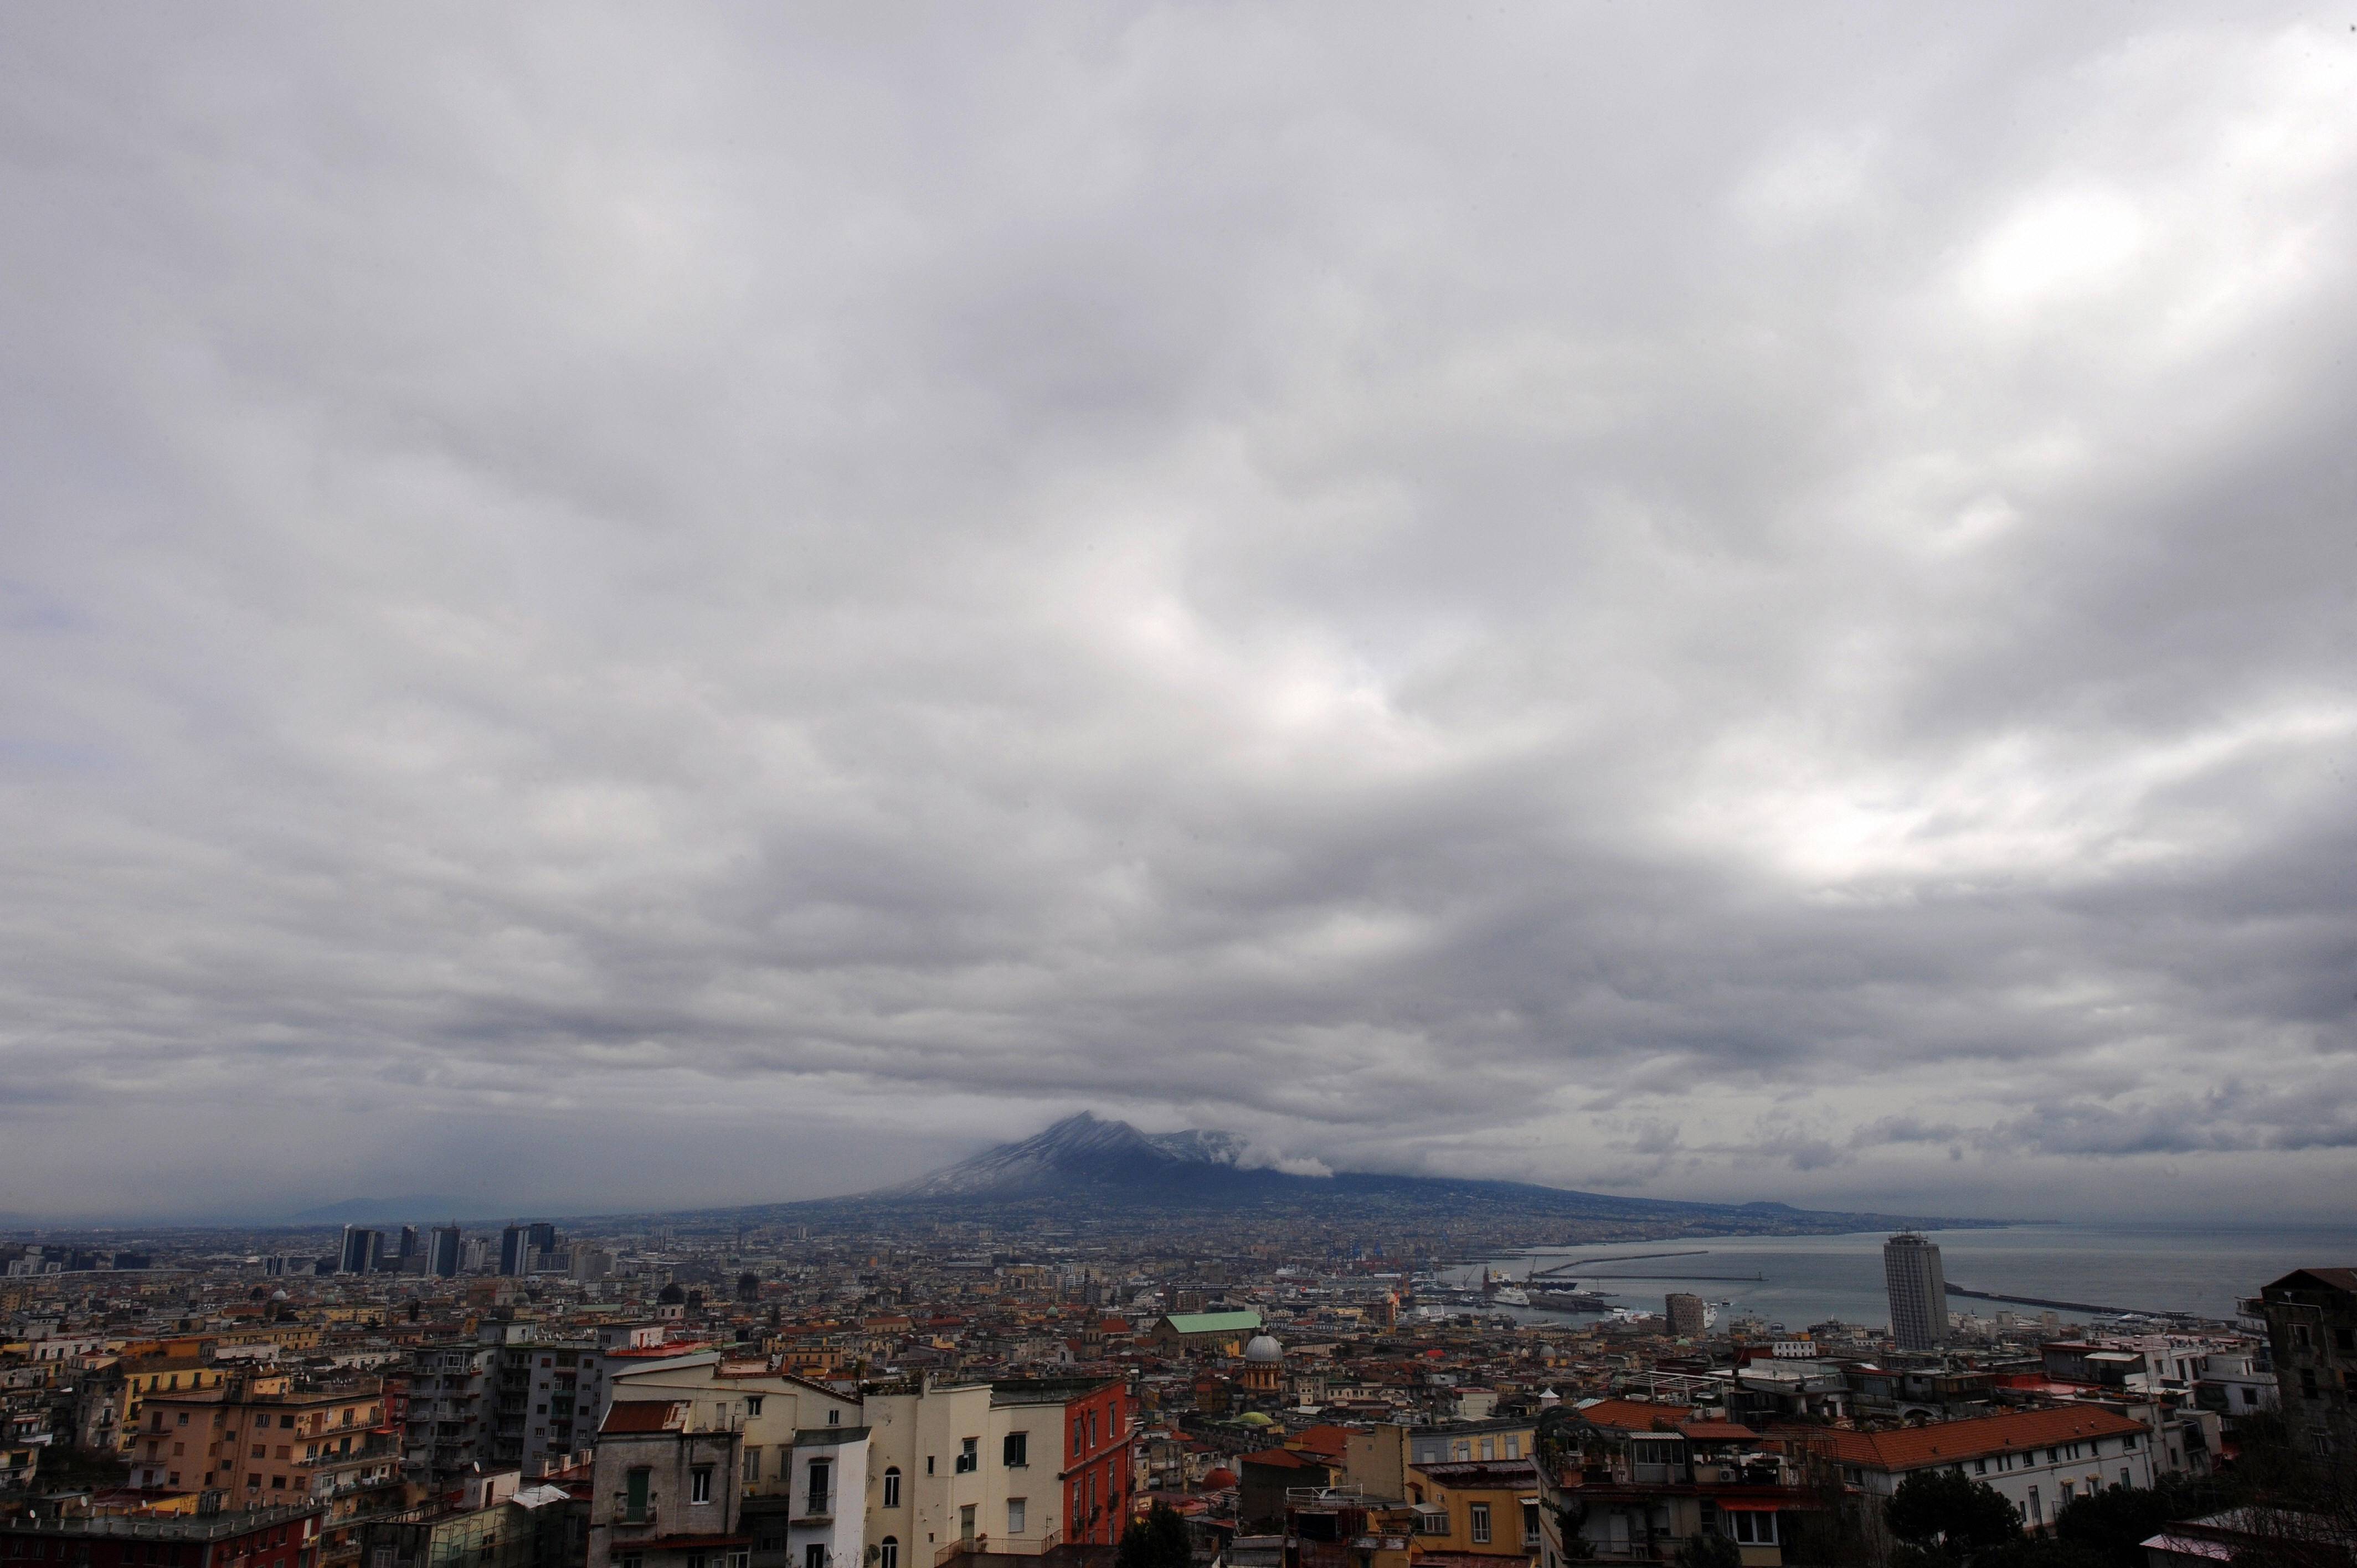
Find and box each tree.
[1116,1502,1193,1568]
[1887,1469,2026,1555]
[2054,1476,2235,1568]
[1673,1533,1742,1568]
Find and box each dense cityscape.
[3,1174,2351,1568]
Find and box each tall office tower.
[526,1221,557,1252]
[428,1225,464,1278]
[396,1226,420,1264]
[1665,1292,1708,1339]
[339,1225,386,1275]
[1885,1231,1949,1350]
[498,1225,526,1277]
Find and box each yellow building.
[1406,1461,1540,1566]
[110,1358,235,1455]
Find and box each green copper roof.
[1160,1310,1263,1333]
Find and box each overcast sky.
[4,5,2355,1224]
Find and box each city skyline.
[6,7,2357,1222]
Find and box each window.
[807,1459,832,1514]
[959,1505,976,1541]
[2121,1434,2138,1451]
[1974,1458,1987,1474]
[925,1456,935,1476]
[1004,1433,1028,1468]
[745,1397,764,1418]
[252,1447,266,1460]
[2028,1488,2042,1525]
[1007,1500,1026,1535]
[1470,1504,1491,1545]
[1479,1438,1494,1461]
[745,1448,761,1483]
[1505,1436,1520,1460]
[2122,1470,2132,1490]
[957,1438,978,1475]
[2303,1370,2321,1399]
[692,1466,714,1505]
[1087,1411,1097,1450]
[804,1550,825,1568]
[883,1468,902,1508]
[1073,1418,1084,1454]
[879,1542,898,1568]
[624,1466,651,1521]
[2061,1482,2075,1504]
[1727,1513,1778,1546]
[1453,1442,1470,1461]
[827,1409,840,1426]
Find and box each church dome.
[1243,1333,1282,1364]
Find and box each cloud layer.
[3,4,2354,1220]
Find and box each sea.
[1439,1223,2357,1331]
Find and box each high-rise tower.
[1884,1231,1948,1350]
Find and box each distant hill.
[713,1111,2002,1234]
[284,1195,488,1225]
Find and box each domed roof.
[1203,1467,1238,1489]
[1236,1410,1275,1426]
[1244,1333,1283,1363]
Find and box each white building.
[1819,1406,2154,1530]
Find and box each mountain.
[879,1112,1255,1198]
[284,1195,487,1225]
[858,1112,1996,1232]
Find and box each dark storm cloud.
[2,3,2354,1219]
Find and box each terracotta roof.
[1239,1447,1322,1470]
[1575,1400,1692,1433]
[1793,1407,2148,1472]
[600,1400,687,1435]
[1679,1422,1760,1442]
[1290,1425,1354,1459]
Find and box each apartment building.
[104,1357,233,1457]
[490,1325,715,1476]
[1404,1458,1541,1562]
[0,1502,323,1568]
[127,1373,399,1508]
[587,1399,748,1568]
[610,1358,865,1568]
[1535,1409,1826,1568]
[1812,1406,2154,1529]
[406,1341,496,1490]
[863,1376,1136,1564]
[2250,1267,2357,1458]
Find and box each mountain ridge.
[852,1111,2003,1232]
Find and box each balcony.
[610,1499,659,1528]
[793,1494,834,1523]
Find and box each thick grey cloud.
[3,4,2354,1221]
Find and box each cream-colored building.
[610,1360,868,1568]
[608,1365,1136,1568]
[862,1377,1134,1566]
